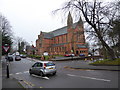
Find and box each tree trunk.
[96,30,116,60]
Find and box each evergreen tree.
[0,14,13,55]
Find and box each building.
[26,45,36,55]
[36,12,88,56]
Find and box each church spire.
[77,16,83,24]
[67,12,73,28]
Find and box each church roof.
[43,22,79,39]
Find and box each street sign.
[2,46,10,52]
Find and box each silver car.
[29,61,56,76]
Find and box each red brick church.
[36,12,88,56]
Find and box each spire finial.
[67,11,73,27]
[78,16,83,24]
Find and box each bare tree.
[13,36,29,53]
[54,0,118,60]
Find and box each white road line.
[16,72,23,75]
[23,71,29,73]
[10,71,29,75]
[32,74,49,80]
[67,74,111,82]
[42,76,49,80]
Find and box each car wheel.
[29,72,32,75]
[39,71,44,77]
[29,70,32,75]
[52,72,56,76]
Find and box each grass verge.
[89,58,120,66]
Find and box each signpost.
[2,44,10,78]
[3,46,10,52]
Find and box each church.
[36,12,88,56]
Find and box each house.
[36,12,88,56]
[26,45,36,55]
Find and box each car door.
[35,63,43,75]
[31,63,38,74]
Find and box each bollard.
[6,63,9,78]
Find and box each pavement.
[2,76,25,89]
[1,56,120,89]
[1,56,25,89]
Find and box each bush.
[44,56,49,60]
[27,55,41,60]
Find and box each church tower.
[77,16,85,43]
[77,16,83,25]
[67,12,73,28]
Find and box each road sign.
[2,46,10,52]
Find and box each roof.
[76,44,87,48]
[43,32,54,39]
[43,23,78,39]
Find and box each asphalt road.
[2,57,119,88]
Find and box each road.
[2,57,119,88]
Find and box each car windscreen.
[46,63,55,66]
[8,55,13,57]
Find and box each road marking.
[16,72,22,74]
[7,74,12,76]
[9,71,29,76]
[23,71,29,73]
[42,76,49,80]
[32,74,49,80]
[67,74,111,82]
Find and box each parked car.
[15,55,21,61]
[79,54,85,57]
[70,54,75,57]
[7,54,13,62]
[64,54,75,57]
[29,61,56,76]
[20,54,27,58]
[64,54,70,57]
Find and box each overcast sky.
[0,0,69,46]
[0,0,112,47]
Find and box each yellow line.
[23,80,35,87]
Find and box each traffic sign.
[2,46,10,52]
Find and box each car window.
[46,63,55,66]
[32,63,38,67]
[32,63,42,67]
[8,55,13,57]
[37,63,42,67]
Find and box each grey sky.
[0,0,112,46]
[0,0,68,46]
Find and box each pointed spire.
[78,16,83,24]
[67,11,73,27]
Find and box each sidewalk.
[1,56,24,89]
[2,76,24,89]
